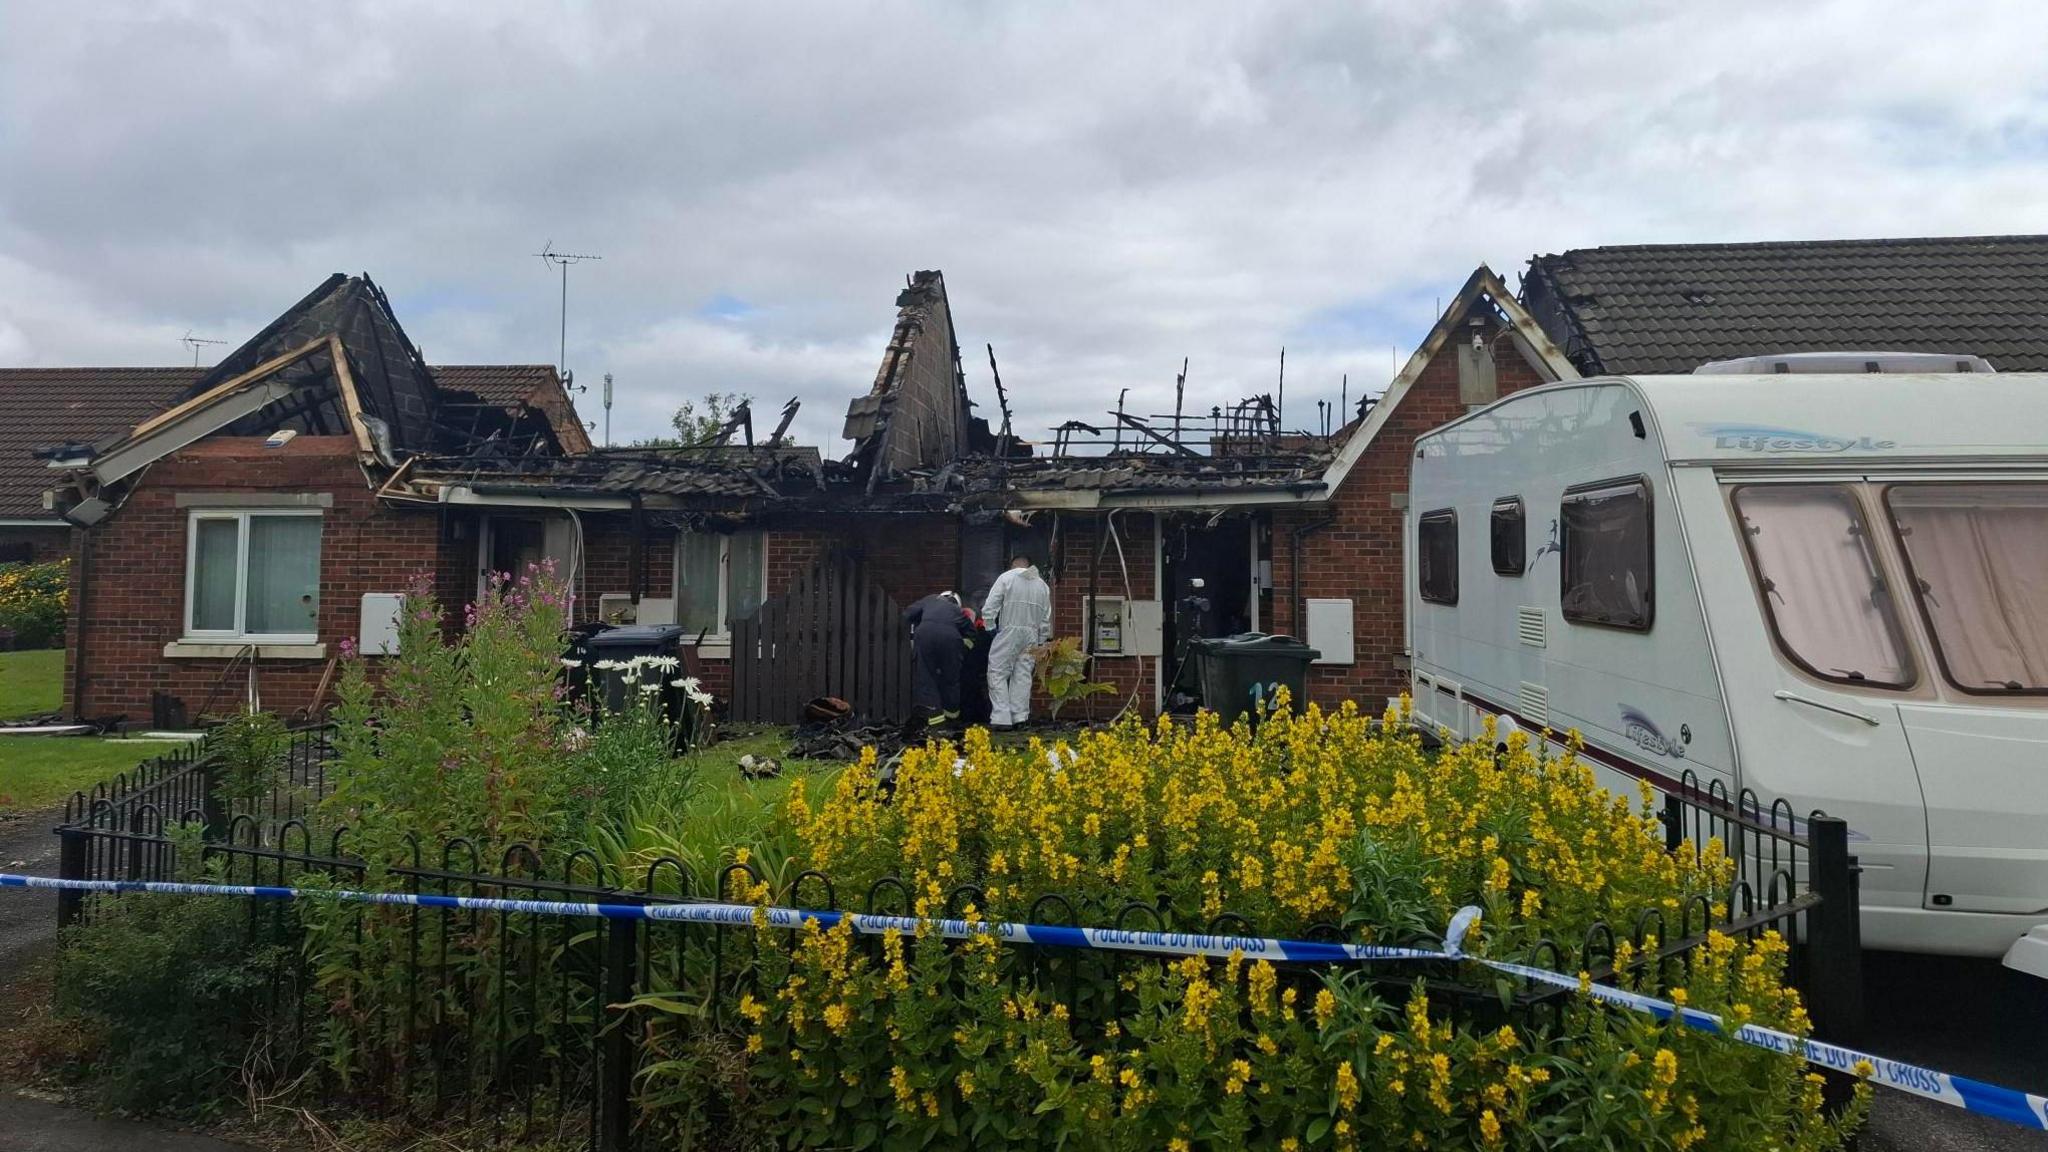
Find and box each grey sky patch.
[4,0,2048,452]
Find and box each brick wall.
[1043,511,1157,719]
[64,436,446,722]
[1267,305,1554,708]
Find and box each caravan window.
[1490,498,1525,576]
[1560,478,1652,630]
[1733,485,1913,688]
[1886,483,2048,694]
[1418,509,1458,604]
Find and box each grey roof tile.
[1525,235,2048,374]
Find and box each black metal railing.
[50,736,1863,1151]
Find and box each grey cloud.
[4,0,2048,449]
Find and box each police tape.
[5,872,2043,1130]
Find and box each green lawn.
[0,648,63,720]
[0,735,199,815]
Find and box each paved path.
[1,810,257,1151]
[0,811,59,975]
[0,1095,255,1152]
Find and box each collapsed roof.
[843,271,992,483]
[65,274,585,487]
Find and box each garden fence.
[51,726,1863,1152]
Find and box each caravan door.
[1723,482,1929,914]
[1882,483,2048,919]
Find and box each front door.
[479,514,575,596]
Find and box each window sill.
[689,640,732,661]
[164,641,327,660]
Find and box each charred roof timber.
[844,271,987,491]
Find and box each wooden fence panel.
[729,557,913,724]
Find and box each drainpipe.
[1086,511,1108,721]
[1290,512,1336,640]
[69,522,93,722]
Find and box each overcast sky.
[4,1,2047,451]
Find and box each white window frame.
[183,509,324,643]
[673,531,768,649]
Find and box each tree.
[670,391,753,445]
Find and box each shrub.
[783,698,1729,943]
[211,709,289,808]
[323,565,575,853]
[1033,636,1117,720]
[0,558,67,648]
[54,823,300,1115]
[741,700,1867,1150]
[718,915,1863,1151]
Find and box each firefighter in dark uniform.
[904,591,974,736]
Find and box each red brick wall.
[65,436,448,723]
[1268,307,1554,708]
[1044,511,1157,719]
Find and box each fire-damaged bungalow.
[39,264,1575,727]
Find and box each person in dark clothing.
[958,604,993,727]
[904,591,974,736]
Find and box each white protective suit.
[982,564,1052,726]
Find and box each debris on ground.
[803,696,851,724]
[788,715,905,762]
[738,754,781,780]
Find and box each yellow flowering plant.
[784,696,1730,953]
[673,697,1870,1150]
[0,558,67,648]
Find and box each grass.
[0,648,64,720]
[0,735,198,815]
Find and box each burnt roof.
[955,443,1334,501]
[1523,235,2048,374]
[0,364,576,521]
[844,271,975,478]
[409,445,827,503]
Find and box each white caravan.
[1405,371,2048,976]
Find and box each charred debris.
[399,268,1363,517]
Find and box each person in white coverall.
[982,555,1052,729]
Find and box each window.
[1490,498,1525,576]
[185,510,322,640]
[1733,485,1913,688]
[1886,483,2048,694]
[1417,509,1458,604]
[1560,478,1653,630]
[676,531,766,638]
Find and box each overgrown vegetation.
[211,710,289,808]
[37,564,1871,1150]
[53,823,299,1116]
[0,558,68,649]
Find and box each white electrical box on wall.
[1305,598,1355,664]
[598,593,637,623]
[360,593,403,656]
[1124,599,1163,657]
[1085,596,1127,656]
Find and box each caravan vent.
[1516,606,1546,647]
[1517,682,1550,727]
